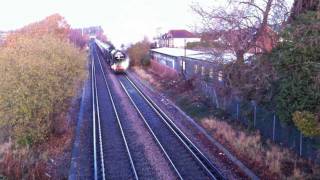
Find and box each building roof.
[150,47,202,57]
[166,30,198,38]
[151,47,254,63]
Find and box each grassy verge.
[133,66,320,179]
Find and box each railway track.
[91,46,138,180]
[118,75,226,180]
[92,43,225,179]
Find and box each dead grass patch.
[133,66,320,179]
[202,118,320,179]
[132,66,161,88]
[0,116,74,179]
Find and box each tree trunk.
[236,50,245,64]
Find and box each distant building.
[0,31,8,44]
[159,30,201,48]
[149,47,253,80]
[82,26,104,36]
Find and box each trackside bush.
[293,111,320,137]
[127,38,151,66]
[0,34,86,147]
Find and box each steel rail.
[94,48,139,180]
[123,75,225,180]
[91,49,98,180]
[93,54,106,180]
[92,48,106,180]
[119,81,183,180]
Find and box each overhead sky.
[0,0,293,48]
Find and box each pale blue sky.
[0,0,293,47]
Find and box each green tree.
[272,11,320,128]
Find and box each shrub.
[140,53,151,66]
[127,38,151,66]
[293,111,320,137]
[0,34,86,147]
[272,11,320,124]
[221,56,277,105]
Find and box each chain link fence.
[197,80,320,164]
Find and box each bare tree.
[192,0,290,63]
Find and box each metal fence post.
[273,113,276,141]
[236,102,239,121]
[253,105,256,128]
[213,87,219,108]
[300,132,303,156]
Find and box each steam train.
[95,39,129,73]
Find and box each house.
[159,30,201,48]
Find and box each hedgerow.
[0,34,86,147]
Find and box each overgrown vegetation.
[134,68,320,178]
[271,12,320,134]
[0,14,87,178]
[190,0,320,137]
[200,10,320,136]
[127,38,151,66]
[0,34,86,146]
[222,58,277,105]
[293,111,320,137]
[202,118,320,179]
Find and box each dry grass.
[202,118,320,179]
[0,124,74,179]
[0,141,11,163]
[132,66,161,88]
[133,65,320,179]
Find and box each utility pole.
[182,39,187,78]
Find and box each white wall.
[173,38,201,48]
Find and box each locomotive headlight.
[121,58,129,69]
[111,64,116,70]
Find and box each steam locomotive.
[95,39,129,73]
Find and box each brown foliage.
[5,14,70,46]
[127,38,151,66]
[222,57,277,103]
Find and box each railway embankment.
[130,66,320,179]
